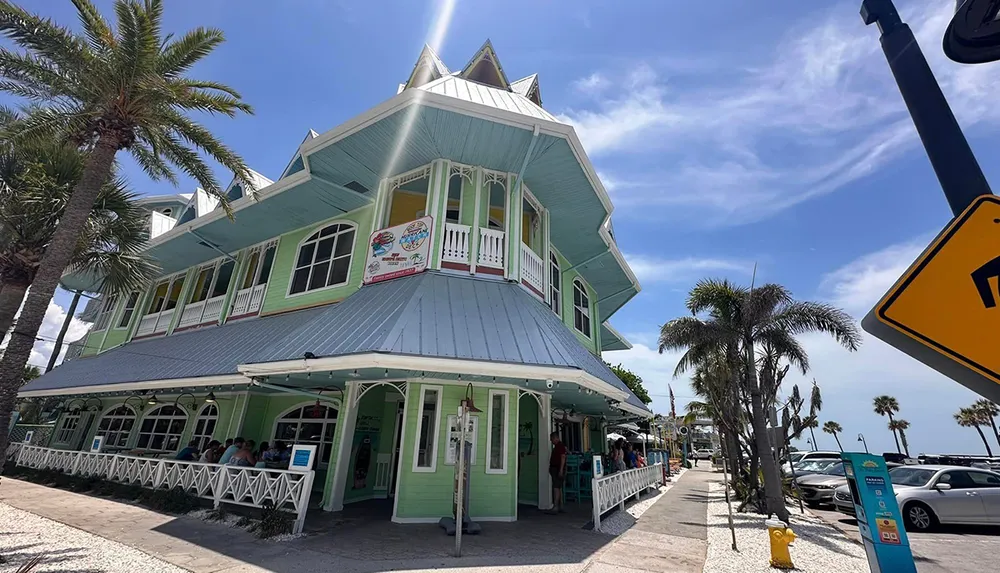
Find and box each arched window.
[573,279,591,339]
[272,402,339,466]
[191,404,219,451]
[289,223,356,295]
[549,253,561,317]
[136,405,188,451]
[96,405,137,448]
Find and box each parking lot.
[810,505,1000,573]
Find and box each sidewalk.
[587,466,712,573]
[0,469,713,573]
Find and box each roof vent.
[344,180,370,194]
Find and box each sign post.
[841,453,917,572]
[863,195,1000,402]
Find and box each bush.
[139,487,199,514]
[256,501,294,539]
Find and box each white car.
[836,465,1000,531]
[692,449,714,460]
[782,451,841,475]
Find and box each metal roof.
[24,272,647,411]
[417,75,558,123]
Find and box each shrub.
[139,487,199,514]
[255,501,294,539]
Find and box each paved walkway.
[0,468,713,573]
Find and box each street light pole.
[858,433,870,454]
[861,0,993,216]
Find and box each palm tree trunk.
[975,426,994,456]
[808,426,818,450]
[887,412,902,453]
[46,290,81,372]
[833,433,843,452]
[0,137,118,456]
[0,282,27,346]
[988,417,1000,448]
[750,383,789,521]
[899,429,910,457]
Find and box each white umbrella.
[607,432,626,441]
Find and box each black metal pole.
[861,0,992,216]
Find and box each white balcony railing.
[231,283,267,317]
[591,462,664,532]
[441,223,472,264]
[135,308,174,337]
[15,445,315,534]
[177,295,226,329]
[520,243,544,294]
[478,228,505,269]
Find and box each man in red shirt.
[548,431,567,514]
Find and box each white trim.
[469,168,483,275]
[238,354,630,403]
[17,374,249,398]
[601,321,632,350]
[285,220,358,298]
[113,291,141,331]
[94,403,139,449]
[135,403,191,451]
[270,399,341,469]
[485,389,509,475]
[572,278,592,340]
[390,384,412,521]
[411,384,443,473]
[326,381,357,512]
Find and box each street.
[810,505,1000,573]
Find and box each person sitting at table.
[228,440,257,467]
[274,441,291,463]
[175,440,200,461]
[218,437,244,465]
[256,441,270,460]
[199,440,222,463]
[625,442,638,469]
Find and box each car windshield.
[797,460,834,472]
[788,452,806,463]
[889,467,935,486]
[821,462,846,476]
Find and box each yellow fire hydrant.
[765,519,797,569]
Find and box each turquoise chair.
[564,454,582,503]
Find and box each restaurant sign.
[363,216,433,284]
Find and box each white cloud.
[817,236,929,315]
[3,296,91,371]
[573,72,608,92]
[556,0,1000,225]
[605,341,694,417]
[624,253,754,284]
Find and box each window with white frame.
[116,292,140,329]
[96,405,137,448]
[55,412,81,444]
[413,386,442,471]
[92,294,118,331]
[272,403,339,465]
[289,223,356,295]
[446,173,463,224]
[144,274,186,316]
[189,259,236,304]
[486,390,509,473]
[550,253,561,317]
[136,405,188,451]
[573,280,591,338]
[240,241,277,290]
[192,404,219,451]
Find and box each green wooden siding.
[395,382,517,520]
[259,205,374,315]
[552,249,599,355]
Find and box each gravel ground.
[596,468,687,536]
[0,503,186,573]
[703,482,870,573]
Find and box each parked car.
[795,462,847,507]
[835,465,1000,531]
[692,449,714,460]
[781,451,841,476]
[784,459,838,484]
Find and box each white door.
[930,471,989,524]
[967,470,1000,524]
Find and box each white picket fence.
[591,462,664,532]
[4,441,23,461]
[15,445,315,533]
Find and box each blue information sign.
[841,453,917,573]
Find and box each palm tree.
[804,380,822,448]
[955,407,994,456]
[21,364,39,385]
[800,416,819,450]
[659,279,860,521]
[972,399,1000,447]
[0,0,251,454]
[888,419,911,457]
[823,421,844,451]
[873,395,902,453]
[0,109,156,340]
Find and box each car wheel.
[903,502,937,532]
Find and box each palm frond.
[767,301,861,351]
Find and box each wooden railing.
[135,308,174,337]
[15,445,315,533]
[177,295,226,329]
[591,462,664,532]
[520,243,544,294]
[231,283,267,317]
[442,223,472,264]
[478,228,505,269]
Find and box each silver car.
[836,465,1000,531]
[795,462,847,507]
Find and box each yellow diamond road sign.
[864,195,1000,402]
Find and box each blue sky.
[17,0,1000,456]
